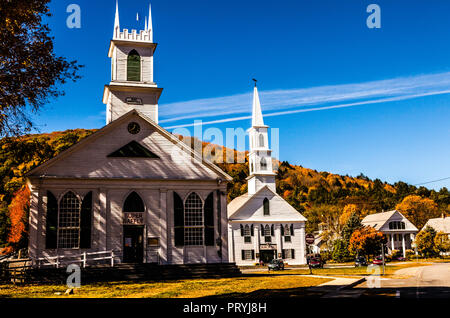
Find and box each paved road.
[355,263,450,298]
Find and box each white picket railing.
[35,250,116,269]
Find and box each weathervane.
[252,78,257,87]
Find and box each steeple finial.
[252,81,265,127]
[148,3,153,41]
[114,0,120,38]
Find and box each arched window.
[184,192,204,246]
[263,198,270,216]
[259,134,265,147]
[58,192,81,249]
[123,191,145,212]
[127,49,141,81]
[260,157,267,170]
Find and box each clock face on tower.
[127,122,141,135]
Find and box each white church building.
[227,85,307,266]
[26,3,232,265]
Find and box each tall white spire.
[148,3,153,41]
[114,0,120,38]
[145,16,148,31]
[252,81,265,127]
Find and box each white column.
[227,224,234,263]
[159,189,167,264]
[299,223,306,264]
[275,224,282,259]
[391,234,395,252]
[402,233,406,258]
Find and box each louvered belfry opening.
[127,49,141,81]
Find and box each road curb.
[338,277,366,290]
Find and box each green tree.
[331,239,351,262]
[341,212,362,243]
[0,0,82,136]
[415,226,438,257]
[434,231,450,255]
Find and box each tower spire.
[252,80,265,127]
[148,3,153,41]
[114,0,120,38]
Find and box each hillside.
[0,129,449,251]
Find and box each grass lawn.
[0,275,331,298]
[248,262,433,277]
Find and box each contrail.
[164,89,450,129]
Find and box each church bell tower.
[247,82,276,195]
[103,1,163,124]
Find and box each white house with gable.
[361,210,418,257]
[227,84,307,266]
[26,2,232,266]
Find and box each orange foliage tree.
[7,185,31,250]
[349,226,387,260]
[395,195,439,230]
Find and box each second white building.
[227,84,307,266]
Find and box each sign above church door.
[123,212,144,225]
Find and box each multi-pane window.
[184,192,204,246]
[242,250,255,260]
[58,192,81,249]
[282,249,295,259]
[264,225,272,243]
[284,225,292,242]
[389,221,405,230]
[244,225,252,243]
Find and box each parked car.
[309,256,324,268]
[392,256,405,261]
[354,256,367,267]
[268,259,285,271]
[372,256,384,265]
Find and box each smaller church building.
[227,85,307,266]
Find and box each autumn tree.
[349,226,387,260]
[415,226,438,257]
[396,195,439,230]
[0,0,82,137]
[434,232,450,255]
[6,185,30,252]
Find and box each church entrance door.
[259,250,276,264]
[123,226,144,263]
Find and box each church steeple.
[113,0,120,38]
[252,80,265,127]
[103,1,163,124]
[247,81,276,195]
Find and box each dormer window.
[127,49,141,81]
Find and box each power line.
[413,176,450,186]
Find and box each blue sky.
[36,0,450,190]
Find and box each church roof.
[228,186,307,222]
[26,109,232,182]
